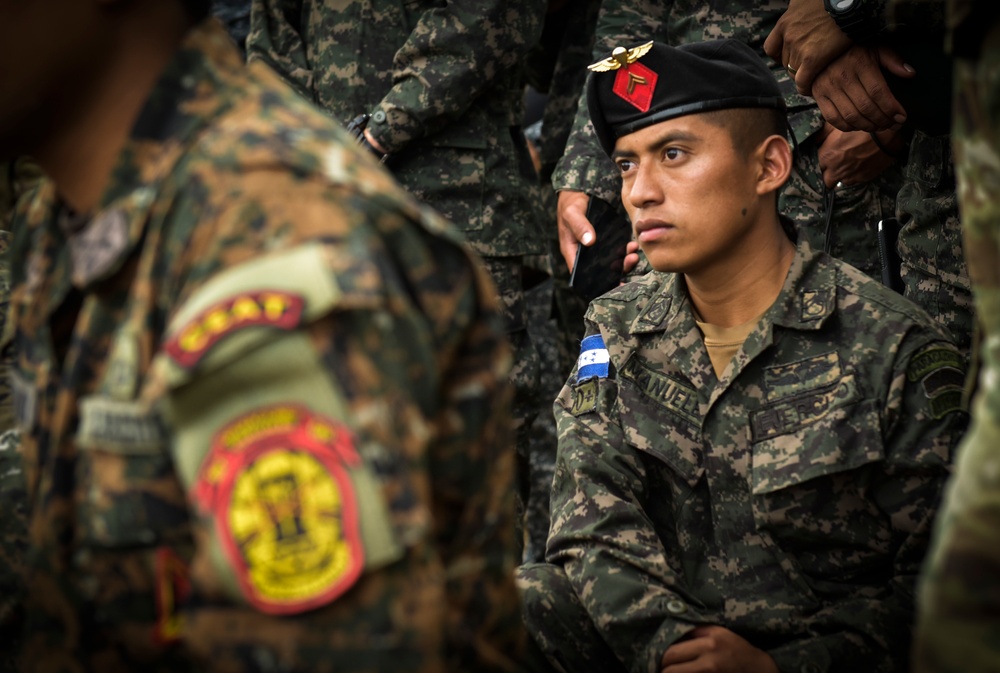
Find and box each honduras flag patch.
[577,334,610,381]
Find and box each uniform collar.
[628,235,835,335]
[47,20,243,293]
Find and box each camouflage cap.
[585,39,786,156]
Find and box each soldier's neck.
[34,9,193,214]
[684,219,795,328]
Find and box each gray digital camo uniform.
[246,0,546,544]
[913,1,1000,670]
[552,0,903,283]
[519,237,967,673]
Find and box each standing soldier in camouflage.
[246,0,546,547]
[518,39,967,673]
[914,1,1000,670]
[766,0,973,357]
[0,0,528,671]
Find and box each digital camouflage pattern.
[519,238,967,673]
[914,2,1000,670]
[519,0,600,563]
[7,21,526,673]
[550,0,902,280]
[896,133,973,356]
[246,0,546,533]
[245,0,546,260]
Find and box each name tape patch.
[620,355,700,427]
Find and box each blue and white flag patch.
[577,334,610,381]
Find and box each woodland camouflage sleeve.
[246,0,317,101]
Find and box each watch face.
[833,0,855,10]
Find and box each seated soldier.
[518,39,967,673]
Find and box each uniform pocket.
[749,377,890,581]
[396,143,486,233]
[75,396,189,548]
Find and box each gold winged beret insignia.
[588,41,654,72]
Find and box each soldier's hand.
[764,0,851,96]
[660,626,779,673]
[811,44,914,132]
[557,190,595,272]
[816,122,897,188]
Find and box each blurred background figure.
[913,0,1000,669]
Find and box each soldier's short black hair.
[700,107,789,159]
[180,0,212,20]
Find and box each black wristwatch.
[345,113,390,164]
[823,0,887,43]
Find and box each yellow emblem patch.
[194,405,364,614]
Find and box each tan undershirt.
[695,312,765,379]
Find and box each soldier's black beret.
[586,39,786,156]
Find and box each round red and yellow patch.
[194,404,364,614]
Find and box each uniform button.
[371,109,387,124]
[666,599,687,615]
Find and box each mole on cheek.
[742,208,748,217]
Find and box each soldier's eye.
[664,148,683,161]
[616,159,636,173]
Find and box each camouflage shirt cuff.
[641,616,700,673]
[367,101,424,155]
[551,154,620,204]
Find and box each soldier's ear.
[755,135,792,196]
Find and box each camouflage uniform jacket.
[246,0,547,258]
[551,0,821,203]
[548,238,966,673]
[7,20,524,673]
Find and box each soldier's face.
[613,114,763,277]
[0,2,106,160]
